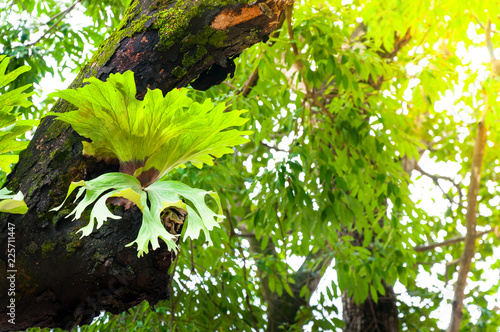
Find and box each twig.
[485,19,496,63]
[190,239,195,273]
[40,6,73,26]
[414,163,463,207]
[240,64,260,97]
[446,258,461,267]
[131,302,143,323]
[222,81,237,90]
[237,233,256,238]
[414,229,493,252]
[261,141,289,153]
[368,298,382,332]
[25,0,82,47]
[472,15,485,29]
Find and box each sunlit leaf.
[49,71,251,186]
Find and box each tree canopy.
[1,0,500,331]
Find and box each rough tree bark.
[342,282,399,332]
[0,1,288,331]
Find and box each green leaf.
[145,181,224,245]
[51,173,144,237]
[0,55,32,89]
[49,71,251,186]
[52,173,224,257]
[126,202,179,256]
[0,188,28,214]
[0,56,37,177]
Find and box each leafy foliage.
[49,71,251,186]
[0,55,38,172]
[49,71,248,256]
[52,173,223,256]
[0,0,125,87]
[8,0,500,331]
[0,54,37,213]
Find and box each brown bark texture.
[0,0,288,331]
[342,282,399,332]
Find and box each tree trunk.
[342,282,399,332]
[0,1,288,331]
[245,232,332,332]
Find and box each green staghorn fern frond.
[48,71,250,186]
[49,71,250,256]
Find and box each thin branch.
[368,298,382,332]
[40,6,73,26]
[446,258,461,267]
[25,0,82,47]
[414,163,463,208]
[238,232,256,238]
[240,64,260,97]
[485,19,496,63]
[261,141,289,153]
[222,81,237,90]
[131,302,143,323]
[472,15,486,29]
[414,229,493,252]
[190,239,195,273]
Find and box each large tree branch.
[414,229,493,253]
[0,1,289,331]
[446,96,488,332]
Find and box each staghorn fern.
[49,71,250,256]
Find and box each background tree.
[1,0,500,332]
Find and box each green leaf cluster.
[0,55,38,172]
[49,71,249,256]
[0,0,126,117]
[52,173,223,257]
[0,55,37,214]
[49,71,251,186]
